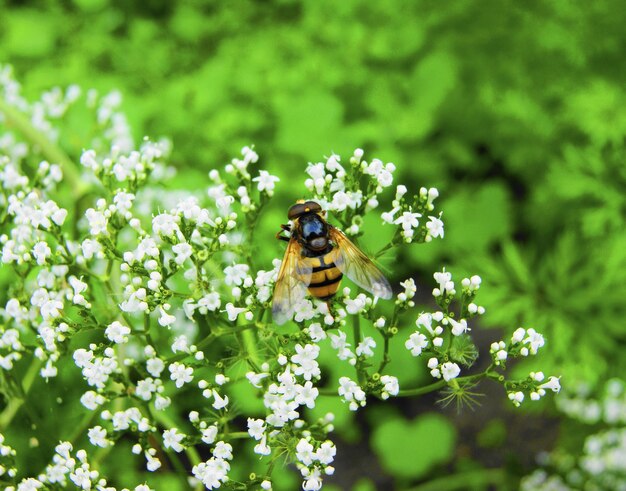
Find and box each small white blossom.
[253,170,280,195]
[169,362,193,388]
[163,428,186,453]
[441,362,461,381]
[405,332,429,356]
[105,321,131,344]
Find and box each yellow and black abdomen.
[303,247,343,300]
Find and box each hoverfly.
[272,200,393,324]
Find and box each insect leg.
[276,223,291,242]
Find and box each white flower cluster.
[2,441,154,491]
[0,433,17,479]
[489,326,547,368]
[244,345,337,489]
[1,65,80,143]
[485,326,560,407]
[381,184,443,243]
[556,378,626,425]
[0,77,562,491]
[521,379,625,491]
[404,271,486,383]
[521,428,626,491]
[1,64,133,152]
[304,150,395,236]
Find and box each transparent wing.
[272,238,312,325]
[329,225,393,299]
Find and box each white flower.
[253,170,280,195]
[394,211,421,231]
[201,425,218,445]
[511,327,526,343]
[496,350,508,361]
[105,321,131,344]
[380,375,399,398]
[169,362,193,388]
[338,376,366,411]
[225,303,246,322]
[433,269,454,294]
[247,418,266,440]
[254,435,272,456]
[146,357,165,377]
[295,381,319,408]
[246,372,270,391]
[198,292,221,312]
[523,328,545,354]
[32,241,52,265]
[172,242,193,265]
[426,216,444,238]
[381,206,400,224]
[146,451,162,472]
[69,276,90,306]
[163,428,186,453]
[345,294,367,315]
[88,426,110,448]
[356,337,376,357]
[508,391,525,407]
[399,278,417,299]
[113,191,135,214]
[192,457,230,488]
[538,376,561,393]
[441,362,461,381]
[212,389,229,410]
[80,391,105,410]
[41,299,63,320]
[136,378,157,400]
[307,322,327,342]
[449,318,468,336]
[291,344,321,380]
[293,299,316,323]
[213,441,233,460]
[405,332,428,356]
[315,441,336,465]
[158,306,176,327]
[329,330,354,361]
[296,438,315,466]
[152,213,180,238]
[302,467,323,491]
[85,208,108,235]
[223,264,249,286]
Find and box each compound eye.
[303,201,322,213]
[288,203,306,220]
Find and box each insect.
[272,200,393,324]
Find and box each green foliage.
[1,0,626,488]
[371,410,456,480]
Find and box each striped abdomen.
[303,247,343,300]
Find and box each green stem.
[222,431,249,440]
[0,359,42,429]
[352,315,366,384]
[397,373,488,398]
[317,387,338,396]
[0,97,87,194]
[378,335,390,373]
[236,329,261,372]
[396,379,447,397]
[406,468,507,491]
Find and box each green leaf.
[371,412,456,479]
[274,90,344,157]
[4,9,58,58]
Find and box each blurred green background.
[2,0,626,489]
